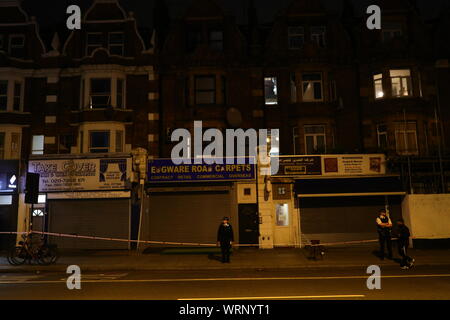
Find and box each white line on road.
[178,294,366,300]
[1,273,450,284]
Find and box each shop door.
[238,204,259,245]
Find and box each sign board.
[148,158,256,182]
[0,160,19,193]
[273,154,386,177]
[28,158,132,192]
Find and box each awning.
[294,176,405,197]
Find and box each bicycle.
[7,233,59,266]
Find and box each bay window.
[302,73,323,102]
[390,69,412,97]
[81,75,126,109]
[395,122,418,155]
[305,125,326,154]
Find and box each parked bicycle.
[7,233,59,266]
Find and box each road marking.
[178,294,366,300]
[1,273,450,284]
[59,273,128,281]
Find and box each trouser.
[220,242,231,262]
[378,232,392,258]
[398,240,412,267]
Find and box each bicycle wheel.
[38,245,58,265]
[7,246,27,265]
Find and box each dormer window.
[209,30,223,51]
[288,26,304,49]
[108,32,124,55]
[86,32,103,56]
[187,28,202,53]
[382,22,403,42]
[8,35,25,57]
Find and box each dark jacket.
[217,223,234,243]
[396,224,410,244]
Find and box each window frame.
[389,69,412,98]
[31,135,44,155]
[8,34,25,56]
[373,73,384,99]
[194,75,216,105]
[208,29,224,52]
[264,76,278,106]
[89,130,110,153]
[0,80,7,111]
[310,26,326,48]
[377,124,388,150]
[288,26,305,50]
[275,203,290,227]
[395,122,419,156]
[301,73,323,102]
[89,78,112,109]
[304,125,326,154]
[108,32,124,56]
[86,32,103,56]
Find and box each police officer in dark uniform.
[217,217,234,263]
[376,209,393,260]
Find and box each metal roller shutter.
[144,191,233,245]
[48,199,130,249]
[299,196,402,245]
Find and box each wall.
[402,194,450,246]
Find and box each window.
[290,73,297,103]
[115,130,124,153]
[305,125,326,154]
[11,133,20,159]
[275,203,289,227]
[31,135,44,155]
[390,69,412,97]
[89,131,110,153]
[264,77,278,105]
[288,26,304,49]
[373,73,384,99]
[90,78,111,108]
[87,33,103,56]
[209,30,223,51]
[116,78,124,108]
[377,124,388,150]
[187,29,202,52]
[108,32,124,55]
[0,133,4,159]
[311,26,326,48]
[395,122,418,155]
[0,80,7,111]
[293,127,299,155]
[9,35,25,56]
[195,76,215,104]
[32,209,44,217]
[13,82,21,111]
[382,22,403,42]
[302,73,323,102]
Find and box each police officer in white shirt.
[376,209,393,260]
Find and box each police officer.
[376,209,393,260]
[217,217,234,263]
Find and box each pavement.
[1,244,450,273]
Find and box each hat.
[222,216,229,221]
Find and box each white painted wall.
[402,194,450,241]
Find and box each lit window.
[0,80,7,111]
[390,69,412,97]
[288,26,304,49]
[395,122,418,155]
[0,195,13,205]
[311,26,326,48]
[264,77,278,105]
[305,125,326,154]
[86,33,103,56]
[90,78,111,108]
[195,76,215,104]
[209,30,223,51]
[108,32,124,55]
[302,73,323,102]
[89,131,110,153]
[374,73,384,99]
[275,203,289,227]
[32,209,44,217]
[31,135,44,155]
[377,124,388,150]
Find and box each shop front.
[272,154,406,246]
[141,159,256,247]
[28,156,133,249]
[0,160,19,250]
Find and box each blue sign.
[148,158,256,182]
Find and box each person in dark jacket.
[376,209,393,260]
[395,219,415,269]
[217,217,234,263]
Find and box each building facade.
[0,0,449,249]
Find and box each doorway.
[238,204,259,245]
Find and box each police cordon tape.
[0,230,397,248]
